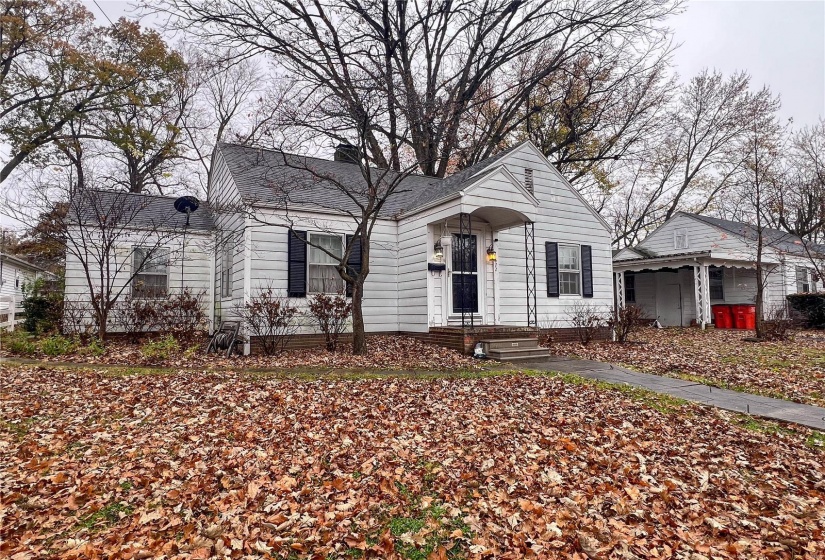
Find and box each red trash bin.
[732,305,757,330]
[712,305,732,329]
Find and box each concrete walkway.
[524,356,825,431]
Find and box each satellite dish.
[174,196,199,214]
[174,196,199,227]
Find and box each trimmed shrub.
[307,293,352,352]
[239,288,300,355]
[141,334,180,362]
[787,293,825,328]
[566,302,606,345]
[40,335,77,357]
[111,289,208,342]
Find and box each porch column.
[615,271,625,310]
[694,264,711,329]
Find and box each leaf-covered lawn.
[2,365,824,559]
[549,328,825,407]
[1,335,484,372]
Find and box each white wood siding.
[495,145,614,327]
[250,209,400,333]
[637,214,751,258]
[63,228,212,331]
[209,151,247,323]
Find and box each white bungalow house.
[65,140,614,354]
[613,212,821,328]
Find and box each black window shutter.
[545,242,559,297]
[287,230,307,297]
[581,245,593,298]
[345,234,362,297]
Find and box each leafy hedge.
[787,293,825,328]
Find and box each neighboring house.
[0,251,54,299]
[613,212,822,327]
[64,140,614,353]
[0,252,54,329]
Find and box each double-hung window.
[797,266,811,293]
[132,247,169,298]
[221,245,233,299]
[308,233,344,293]
[709,267,724,300]
[558,245,581,295]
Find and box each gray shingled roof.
[71,190,214,231]
[681,212,823,256]
[216,142,524,217]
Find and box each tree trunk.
[351,279,367,355]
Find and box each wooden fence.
[0,295,24,331]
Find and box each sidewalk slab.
[525,357,825,431]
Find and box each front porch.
[613,252,763,328]
[423,325,540,354]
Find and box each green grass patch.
[74,502,134,531]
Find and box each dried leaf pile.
[7,335,483,372]
[549,329,825,407]
[2,364,824,559]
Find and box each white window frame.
[221,244,233,299]
[307,232,345,294]
[674,228,689,250]
[132,247,169,299]
[558,244,581,296]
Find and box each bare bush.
[110,289,208,342]
[238,288,300,355]
[761,305,797,341]
[566,302,607,345]
[159,289,209,342]
[307,293,352,352]
[110,295,163,341]
[609,305,649,343]
[61,299,95,337]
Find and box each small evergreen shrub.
[787,293,825,328]
[40,335,77,357]
[21,278,63,334]
[141,334,180,362]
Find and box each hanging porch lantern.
[433,239,444,263]
[486,241,497,262]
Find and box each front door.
[657,282,683,326]
[451,233,479,314]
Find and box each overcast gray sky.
[670,0,824,127]
[84,0,825,128]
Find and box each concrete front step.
[481,338,539,352]
[487,347,549,362]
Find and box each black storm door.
[452,234,478,314]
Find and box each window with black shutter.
[287,230,307,297]
[545,242,559,297]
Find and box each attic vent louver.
[524,168,534,194]
[334,143,361,164]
